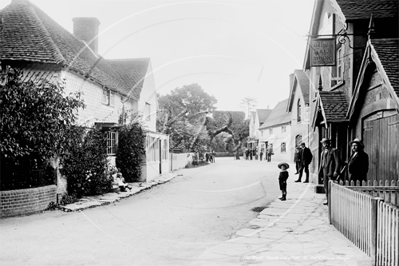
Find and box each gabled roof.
[347,38,399,119]
[259,99,291,129]
[256,109,272,125]
[0,0,149,99]
[312,90,348,128]
[335,0,398,21]
[287,70,310,112]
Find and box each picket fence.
[329,180,399,266]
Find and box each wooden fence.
[329,181,399,266]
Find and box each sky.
[1,0,315,112]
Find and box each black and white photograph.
[0,0,398,265]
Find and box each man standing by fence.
[319,138,340,205]
[347,138,369,184]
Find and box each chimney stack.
[72,17,100,55]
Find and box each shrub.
[116,122,146,182]
[61,127,112,197]
[0,67,84,190]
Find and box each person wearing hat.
[277,163,289,201]
[347,138,369,184]
[319,138,340,205]
[295,142,313,183]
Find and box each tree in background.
[208,111,249,152]
[157,83,217,152]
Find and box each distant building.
[258,100,291,162]
[248,109,272,150]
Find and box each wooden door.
[363,112,399,183]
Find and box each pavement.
[190,178,373,266]
[58,166,373,266]
[58,172,181,212]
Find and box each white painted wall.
[137,61,157,132]
[63,71,137,126]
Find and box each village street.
[0,157,283,266]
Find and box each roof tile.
[259,99,291,129]
[319,91,348,122]
[0,0,149,99]
[371,39,399,98]
[336,0,398,20]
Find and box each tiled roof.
[371,39,399,98]
[295,70,310,105]
[319,91,348,122]
[107,59,150,99]
[259,99,290,129]
[336,0,398,20]
[256,109,272,124]
[0,0,147,99]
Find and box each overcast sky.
[1,0,315,112]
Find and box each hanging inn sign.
[310,38,336,66]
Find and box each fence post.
[370,197,382,265]
[328,180,332,224]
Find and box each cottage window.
[269,128,273,134]
[106,131,117,155]
[102,89,110,105]
[281,142,286,153]
[261,131,263,137]
[281,125,286,133]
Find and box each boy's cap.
[278,163,289,169]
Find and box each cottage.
[258,99,291,162]
[248,109,272,151]
[0,0,169,216]
[287,70,311,154]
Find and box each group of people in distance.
[244,144,274,162]
[277,137,369,205]
[205,151,215,163]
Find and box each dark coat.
[294,150,301,162]
[319,147,340,178]
[348,150,369,182]
[300,147,313,165]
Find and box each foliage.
[158,83,217,123]
[157,84,217,152]
[207,111,249,152]
[116,122,146,182]
[61,127,111,198]
[59,194,79,206]
[0,67,84,190]
[0,67,84,160]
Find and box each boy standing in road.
[278,163,289,201]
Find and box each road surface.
[0,157,283,266]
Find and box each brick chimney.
[72,17,100,55]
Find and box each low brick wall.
[0,185,57,218]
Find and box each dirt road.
[0,158,282,266]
